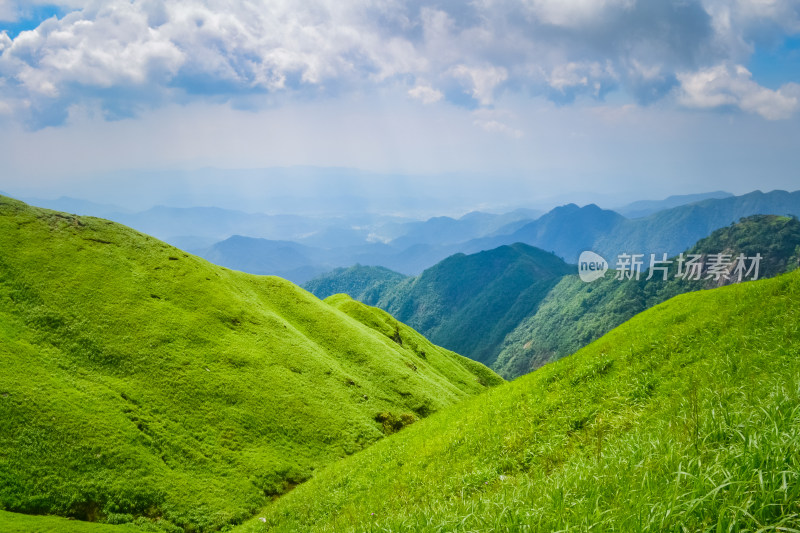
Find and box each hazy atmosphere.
[1,0,799,214]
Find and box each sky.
[0,0,799,215]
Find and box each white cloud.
[0,0,799,126]
[520,0,637,28]
[474,118,523,138]
[408,83,443,104]
[2,3,184,97]
[548,61,617,96]
[0,0,438,123]
[702,0,800,64]
[451,64,508,105]
[677,64,800,119]
[0,0,16,22]
[728,0,800,32]
[0,29,11,52]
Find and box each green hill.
[304,265,409,304]
[234,264,800,532]
[0,196,500,532]
[494,214,800,377]
[305,244,573,368]
[369,243,572,367]
[324,294,502,393]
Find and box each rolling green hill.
[494,214,800,377]
[234,263,800,532]
[0,196,500,532]
[0,510,141,533]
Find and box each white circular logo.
[578,251,608,282]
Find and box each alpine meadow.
[2,0,800,531]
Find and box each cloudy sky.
[0,0,799,213]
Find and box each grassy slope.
[325,294,503,392]
[0,196,500,532]
[0,510,140,533]
[234,267,800,532]
[494,214,800,378]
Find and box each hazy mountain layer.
[461,189,800,263]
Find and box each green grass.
[232,267,800,532]
[0,196,501,532]
[0,510,141,532]
[324,294,503,393]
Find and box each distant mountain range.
[18,196,414,248]
[17,189,800,284]
[193,189,800,282]
[306,214,800,378]
[15,196,542,282]
[388,208,542,249]
[457,189,800,263]
[613,190,733,218]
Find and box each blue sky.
[0,4,64,38]
[748,35,800,86]
[0,0,799,214]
